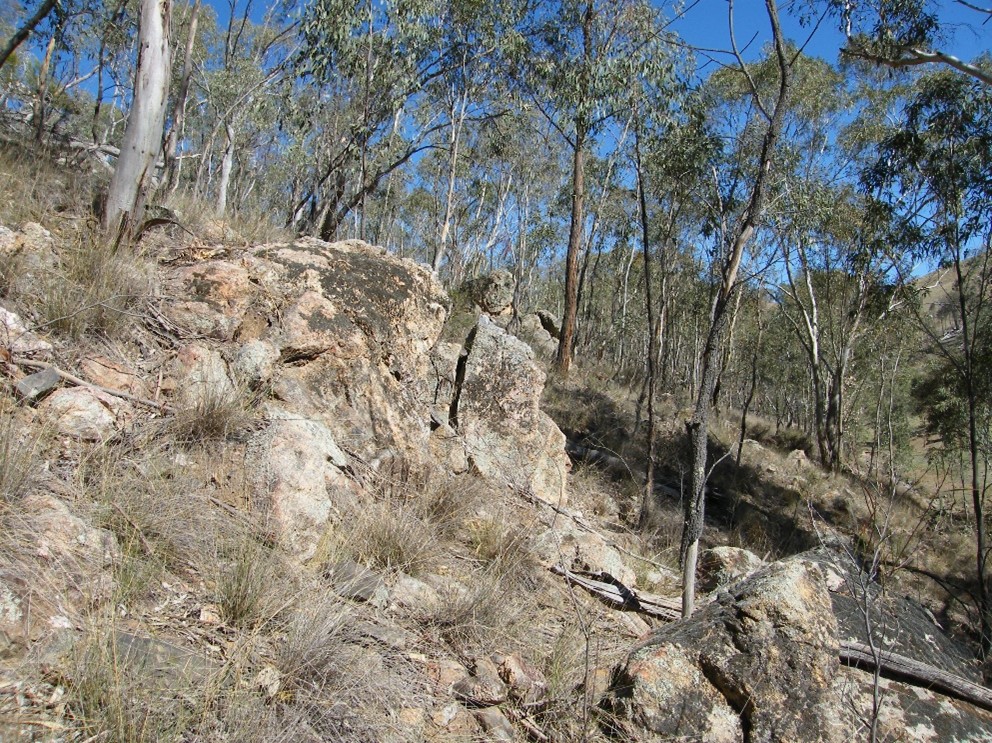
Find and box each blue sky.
[670,0,989,78]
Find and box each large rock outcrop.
[600,554,992,742]
[444,315,569,506]
[602,559,845,742]
[158,238,569,555]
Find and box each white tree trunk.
[103,0,172,234]
[216,121,234,217]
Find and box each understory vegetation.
[1,0,992,738]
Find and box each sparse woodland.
[1,0,992,740]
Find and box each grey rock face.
[448,316,569,506]
[464,270,514,316]
[697,545,765,593]
[602,560,842,743]
[14,366,60,402]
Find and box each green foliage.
[914,304,992,458]
[865,71,992,262]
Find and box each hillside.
[1,146,992,740]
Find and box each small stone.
[432,701,480,735]
[390,573,439,612]
[198,605,222,625]
[0,224,15,252]
[397,707,426,736]
[453,656,508,707]
[432,658,470,692]
[41,387,117,441]
[581,667,613,704]
[494,653,548,706]
[255,664,281,698]
[352,620,410,651]
[697,546,765,593]
[326,560,387,605]
[0,306,52,358]
[79,356,151,399]
[230,339,279,388]
[14,366,61,402]
[473,706,515,741]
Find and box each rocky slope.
[0,224,990,741]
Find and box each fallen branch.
[839,640,992,714]
[550,564,681,621]
[111,501,156,557]
[12,357,167,411]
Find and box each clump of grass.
[215,537,290,630]
[0,248,24,299]
[166,378,260,446]
[274,593,351,696]
[467,514,537,586]
[0,141,101,226]
[415,470,488,537]
[67,626,208,742]
[159,190,291,251]
[568,463,627,521]
[423,568,527,655]
[34,229,152,339]
[344,498,439,577]
[84,444,219,567]
[535,625,603,740]
[0,404,40,508]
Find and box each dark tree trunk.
[554,130,586,376]
[0,0,57,71]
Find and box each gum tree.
[102,0,171,236]
[519,0,672,376]
[865,70,992,653]
[681,0,793,618]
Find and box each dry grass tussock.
[35,232,153,340]
[164,376,262,446]
[158,189,293,249]
[0,141,103,228]
[336,496,441,577]
[64,587,414,742]
[0,400,41,509]
[0,145,153,341]
[1,224,154,341]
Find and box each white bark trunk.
[103,0,172,234]
[216,121,234,217]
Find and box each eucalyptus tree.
[163,0,201,193]
[631,96,716,528]
[864,70,992,654]
[423,1,514,274]
[292,0,509,241]
[0,0,58,71]
[1,0,126,143]
[185,1,295,217]
[761,54,902,472]
[517,0,674,376]
[820,0,992,86]
[680,0,794,618]
[102,0,171,236]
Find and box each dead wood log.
[839,640,992,713]
[12,357,167,411]
[550,564,681,621]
